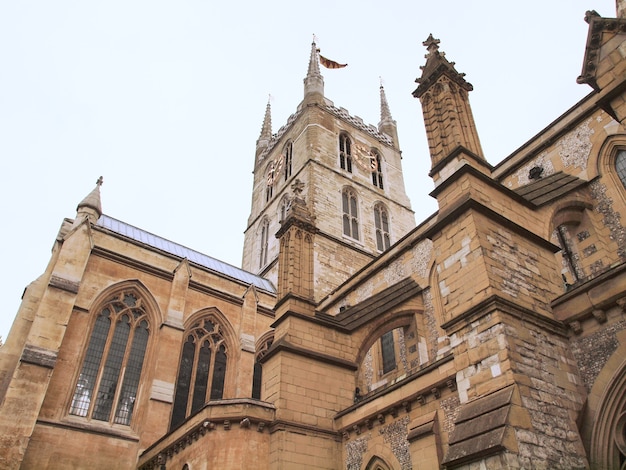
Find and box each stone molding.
[48,275,80,294]
[20,344,58,369]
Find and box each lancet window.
[374,203,391,251]
[339,133,353,173]
[342,188,359,240]
[371,151,384,189]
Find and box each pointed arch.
[252,331,274,400]
[170,308,238,430]
[587,337,626,469]
[340,132,353,173]
[360,442,401,470]
[342,187,360,240]
[283,141,293,181]
[373,202,391,252]
[278,195,291,223]
[370,149,384,189]
[69,281,159,427]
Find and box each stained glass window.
[70,292,149,426]
[170,317,228,430]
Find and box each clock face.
[266,154,285,186]
[354,144,378,172]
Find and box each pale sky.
[0,1,617,340]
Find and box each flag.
[319,53,347,69]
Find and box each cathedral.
[0,4,625,469]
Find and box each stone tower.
[242,42,416,300]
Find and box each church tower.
[242,41,415,300]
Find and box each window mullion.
[186,337,201,417]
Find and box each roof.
[513,172,587,206]
[96,214,276,293]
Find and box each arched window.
[252,336,273,400]
[279,196,290,223]
[339,133,353,173]
[170,317,228,430]
[371,151,384,189]
[342,188,359,240]
[69,291,150,426]
[284,142,293,181]
[616,149,626,189]
[374,203,391,251]
[259,219,269,269]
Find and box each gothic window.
[284,142,293,181]
[69,291,150,426]
[339,133,353,173]
[616,149,626,189]
[170,317,228,430]
[252,336,273,400]
[371,151,384,189]
[259,219,269,269]
[380,330,396,374]
[279,196,290,223]
[374,203,391,251]
[342,188,359,240]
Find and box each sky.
[0,0,617,340]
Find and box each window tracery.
[170,317,228,430]
[70,291,149,426]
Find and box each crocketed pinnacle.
[303,39,324,100]
[256,98,272,158]
[258,98,272,143]
[378,81,399,147]
[307,40,321,79]
[379,83,393,124]
[413,34,473,99]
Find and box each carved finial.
[96,176,103,186]
[423,34,440,55]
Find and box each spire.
[303,38,324,102]
[75,176,103,226]
[256,97,272,158]
[378,80,399,147]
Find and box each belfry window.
[69,291,150,426]
[616,150,626,189]
[374,203,391,251]
[284,142,293,181]
[342,188,359,240]
[339,133,353,173]
[259,219,269,268]
[371,151,384,189]
[170,317,228,430]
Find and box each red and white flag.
[319,53,347,69]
